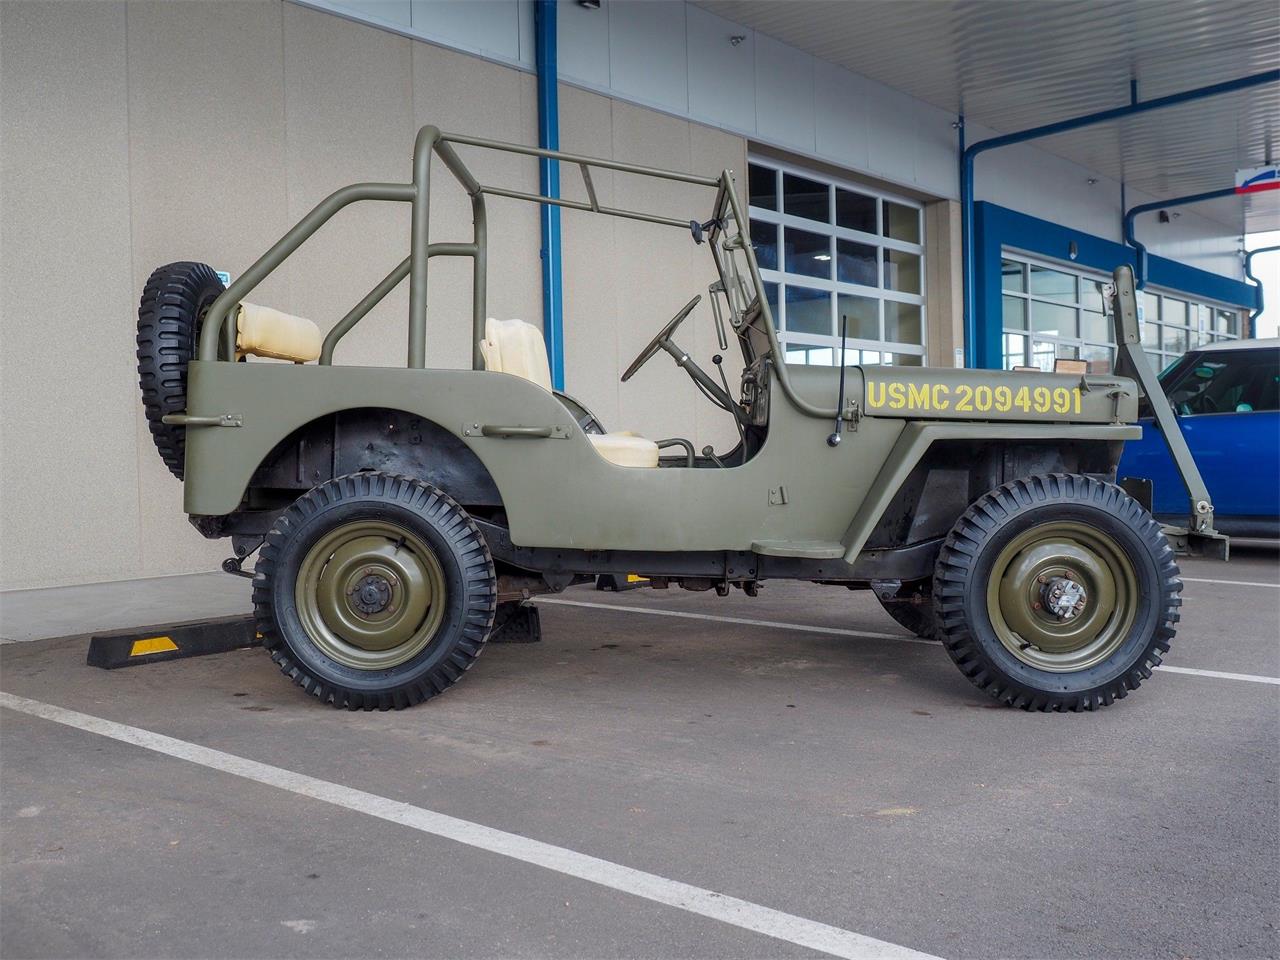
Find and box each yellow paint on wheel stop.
[625,574,649,583]
[129,636,179,657]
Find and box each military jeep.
[136,125,1194,712]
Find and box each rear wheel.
[933,474,1180,711]
[254,473,497,709]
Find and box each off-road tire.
[136,262,226,479]
[876,583,940,639]
[254,473,497,710]
[934,474,1180,712]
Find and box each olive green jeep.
[136,125,1214,712]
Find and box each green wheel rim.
[985,520,1137,673]
[295,520,447,670]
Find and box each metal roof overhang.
[696,0,1280,233]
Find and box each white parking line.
[0,691,940,960]
[541,599,1280,687]
[1181,576,1280,589]
[1153,665,1280,686]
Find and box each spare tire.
[136,262,226,479]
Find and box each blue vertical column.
[535,0,565,390]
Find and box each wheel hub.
[1041,575,1087,621]
[349,572,396,616]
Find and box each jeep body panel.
[184,359,1138,558]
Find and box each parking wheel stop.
[87,616,260,669]
[86,604,541,668]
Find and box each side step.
[751,539,845,559]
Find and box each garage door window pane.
[783,173,830,223]
[883,249,920,293]
[784,227,831,279]
[763,281,779,320]
[1031,340,1055,371]
[1142,321,1160,347]
[1003,295,1027,330]
[1141,292,1160,322]
[1029,265,1076,302]
[836,188,876,234]
[1080,310,1108,342]
[1080,281,1104,313]
[1163,325,1187,352]
[785,286,831,336]
[1163,298,1188,327]
[884,301,921,344]
[1003,333,1027,369]
[1002,259,1026,292]
[836,239,877,286]
[837,292,879,340]
[750,220,777,271]
[748,163,777,211]
[1081,343,1113,374]
[1030,300,1077,337]
[883,201,919,243]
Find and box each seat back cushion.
[480,318,553,392]
[236,303,322,363]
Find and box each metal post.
[1123,186,1238,289]
[472,193,488,370]
[408,125,439,369]
[960,70,1279,368]
[535,0,565,390]
[1244,245,1278,338]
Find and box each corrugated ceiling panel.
[696,0,1279,230]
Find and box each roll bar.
[196,124,842,419]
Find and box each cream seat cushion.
[479,318,658,468]
[585,431,660,468]
[236,303,322,363]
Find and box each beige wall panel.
[411,40,541,370]
[127,0,290,577]
[0,2,748,590]
[607,101,711,444]
[558,84,622,430]
[924,199,962,367]
[281,3,414,370]
[0,2,141,589]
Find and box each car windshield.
[1164,351,1280,415]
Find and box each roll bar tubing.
[196,125,837,418]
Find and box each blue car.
[1118,338,1280,539]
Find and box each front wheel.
[254,473,497,709]
[933,474,1181,712]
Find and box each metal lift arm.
[1104,264,1229,559]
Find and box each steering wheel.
[621,295,702,383]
